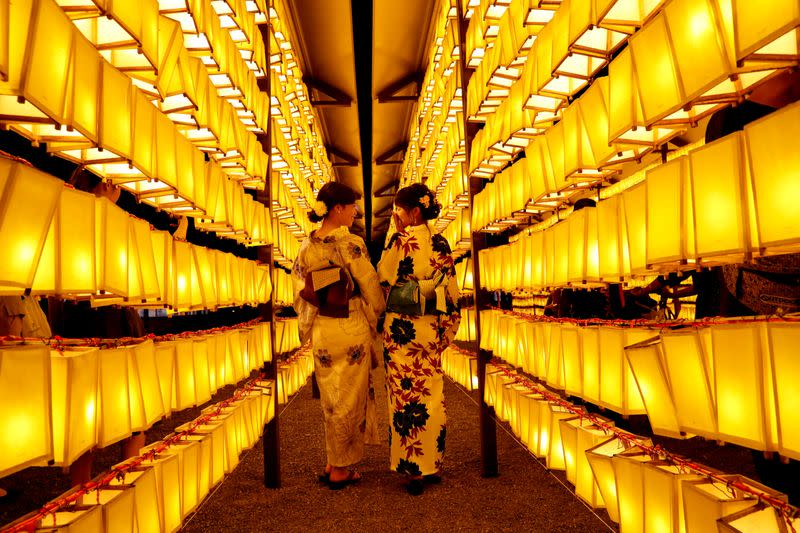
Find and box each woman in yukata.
[378,183,461,495]
[292,182,385,489]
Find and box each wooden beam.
[374,179,399,197]
[374,203,393,217]
[303,76,352,107]
[326,145,359,167]
[377,71,424,103]
[375,142,407,165]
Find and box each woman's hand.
[392,211,406,233]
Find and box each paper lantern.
[545,321,565,390]
[95,197,129,298]
[586,436,628,523]
[580,326,601,405]
[598,326,648,415]
[108,465,160,533]
[598,196,624,281]
[769,322,800,460]
[130,217,160,302]
[574,420,613,508]
[0,160,62,294]
[660,328,717,436]
[177,420,226,487]
[154,342,176,418]
[718,505,793,533]
[641,461,702,533]
[682,476,787,533]
[78,481,135,533]
[546,403,575,470]
[732,0,800,65]
[97,346,133,448]
[625,336,685,439]
[173,339,198,411]
[138,445,182,533]
[622,183,647,275]
[169,438,201,518]
[690,133,749,264]
[150,230,172,306]
[0,344,52,477]
[131,340,165,429]
[646,156,695,268]
[560,324,583,397]
[50,347,99,467]
[26,504,103,532]
[552,219,570,287]
[612,447,653,532]
[56,187,97,295]
[743,101,800,254]
[173,240,193,311]
[712,321,774,450]
[193,338,212,405]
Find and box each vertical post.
[456,0,498,478]
[257,16,281,489]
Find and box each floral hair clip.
[313,200,328,217]
[419,194,431,208]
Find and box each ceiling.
[287,0,435,244]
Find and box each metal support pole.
[258,16,281,489]
[456,0,498,478]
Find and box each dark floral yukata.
[377,224,461,476]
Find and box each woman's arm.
[291,241,315,344]
[377,232,403,287]
[343,236,386,315]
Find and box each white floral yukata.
[293,226,385,467]
[377,224,461,477]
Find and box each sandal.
[327,470,361,490]
[423,474,442,484]
[318,465,332,483]
[406,477,424,496]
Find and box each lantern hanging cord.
[453,343,799,532]
[2,373,268,533]
[490,306,800,330]
[0,318,265,350]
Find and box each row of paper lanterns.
[483,308,800,459]
[468,0,799,183]
[2,0,272,222]
[0,159,272,311]
[0,322,272,479]
[477,101,800,287]
[477,360,798,533]
[2,349,313,532]
[3,377,277,532]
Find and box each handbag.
[299,246,354,318]
[386,280,424,315]
[386,272,446,316]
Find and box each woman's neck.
[317,218,344,237]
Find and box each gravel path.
[183,368,615,532]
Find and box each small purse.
[386,281,424,315]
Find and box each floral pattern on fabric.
[377,224,461,476]
[292,226,386,467]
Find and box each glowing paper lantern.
[0,160,62,294]
[177,420,226,487]
[682,476,787,533]
[586,436,629,524]
[95,197,129,298]
[641,461,701,533]
[622,183,647,275]
[598,326,648,415]
[0,344,52,477]
[574,419,613,508]
[560,324,583,397]
[137,444,182,533]
[690,133,749,264]
[50,347,99,467]
[56,187,97,295]
[546,403,576,470]
[718,505,792,533]
[193,338,212,405]
[660,328,717,436]
[581,327,601,405]
[130,340,165,429]
[597,196,624,281]
[732,0,800,65]
[712,321,774,450]
[154,341,176,418]
[769,322,800,460]
[625,336,684,439]
[78,482,135,533]
[97,346,133,448]
[646,156,695,268]
[744,101,800,254]
[612,447,652,533]
[174,339,198,410]
[21,504,103,532]
[108,465,160,533]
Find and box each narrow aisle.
[184,369,613,532]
